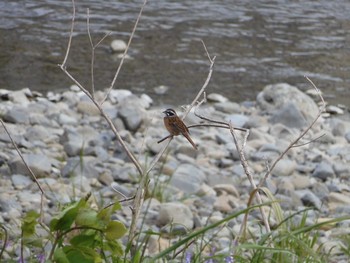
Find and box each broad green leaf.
[70,234,95,247]
[22,236,42,247]
[64,245,101,263]
[97,202,121,224]
[105,221,127,240]
[54,248,70,263]
[22,210,40,238]
[50,199,86,231]
[75,209,99,228]
[104,240,124,257]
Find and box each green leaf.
[70,234,96,247]
[50,199,87,231]
[132,249,141,263]
[63,245,101,263]
[75,209,99,228]
[97,202,121,225]
[105,221,127,240]
[54,248,70,263]
[22,236,43,247]
[22,210,40,238]
[104,240,124,257]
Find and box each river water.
[1,1,349,107]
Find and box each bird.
[162,108,198,150]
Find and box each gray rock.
[214,194,238,213]
[259,143,281,154]
[140,94,153,109]
[276,177,295,194]
[11,174,32,190]
[328,192,350,212]
[270,102,307,128]
[157,202,194,229]
[312,162,335,181]
[329,118,346,137]
[110,163,137,183]
[109,89,132,104]
[71,175,92,192]
[24,125,51,142]
[170,163,206,194]
[85,146,110,161]
[76,101,100,116]
[207,93,228,103]
[8,89,30,106]
[17,192,41,208]
[110,182,132,199]
[311,182,329,200]
[215,133,232,145]
[61,127,100,157]
[153,85,169,95]
[225,114,249,128]
[295,189,323,209]
[110,39,127,52]
[118,96,144,132]
[333,162,350,178]
[271,159,297,177]
[3,107,30,124]
[98,171,114,186]
[58,113,78,125]
[9,154,52,178]
[213,184,239,197]
[61,156,101,178]
[29,113,52,126]
[290,173,312,189]
[326,105,344,115]
[0,193,22,213]
[214,101,241,114]
[256,83,319,122]
[345,131,350,143]
[268,123,295,140]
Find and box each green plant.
[20,193,127,262]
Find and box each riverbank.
[0,83,349,260]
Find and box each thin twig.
[87,8,95,97]
[157,134,172,144]
[62,0,75,68]
[228,123,271,234]
[182,40,216,120]
[0,120,46,223]
[0,120,45,196]
[101,0,148,105]
[87,8,112,98]
[292,133,325,148]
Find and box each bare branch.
[60,1,143,176]
[0,119,46,223]
[87,8,112,97]
[182,40,216,120]
[292,133,325,148]
[61,0,75,68]
[87,8,95,97]
[228,122,271,233]
[101,0,148,105]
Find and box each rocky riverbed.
[0,83,349,260]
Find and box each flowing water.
[1,1,350,107]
